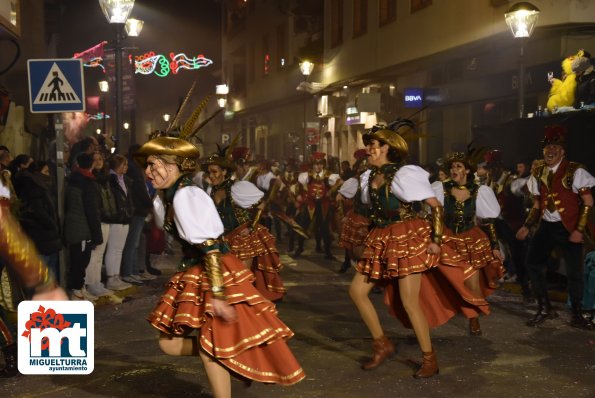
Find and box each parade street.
[2,242,594,398]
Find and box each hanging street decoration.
[133,52,213,77]
[74,42,213,77]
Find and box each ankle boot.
[413,349,439,378]
[0,344,19,378]
[569,302,590,329]
[469,317,482,336]
[362,335,395,370]
[527,296,558,327]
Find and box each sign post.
[27,59,85,287]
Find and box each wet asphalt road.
[2,240,594,398]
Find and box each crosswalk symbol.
[28,59,85,113]
[34,63,81,104]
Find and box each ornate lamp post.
[299,61,314,159]
[504,2,540,118]
[98,0,135,152]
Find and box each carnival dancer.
[203,148,286,302]
[349,121,489,378]
[336,149,371,273]
[293,152,341,259]
[281,159,300,253]
[0,198,68,377]
[256,160,284,241]
[434,152,504,336]
[516,125,595,329]
[138,137,304,397]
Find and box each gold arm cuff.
[484,221,499,249]
[524,207,540,228]
[576,204,592,233]
[431,205,444,245]
[0,207,49,288]
[203,251,227,299]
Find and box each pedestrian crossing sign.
[27,59,85,113]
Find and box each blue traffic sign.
[27,59,85,113]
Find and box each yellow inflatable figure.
[547,50,586,112]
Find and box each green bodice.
[443,180,479,234]
[209,179,252,234]
[367,163,415,227]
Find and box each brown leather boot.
[361,335,395,370]
[413,349,439,378]
[469,317,482,336]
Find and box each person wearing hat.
[434,151,505,336]
[336,148,371,273]
[349,121,489,378]
[572,50,595,109]
[293,152,341,259]
[516,125,595,329]
[202,149,286,302]
[137,137,304,396]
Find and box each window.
[379,0,396,26]
[411,0,432,13]
[276,24,286,70]
[331,0,343,48]
[353,0,367,38]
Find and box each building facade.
[221,0,595,167]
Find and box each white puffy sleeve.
[391,165,436,202]
[173,186,225,244]
[431,181,445,206]
[573,168,595,193]
[192,171,205,189]
[153,195,165,229]
[338,177,359,199]
[526,175,540,196]
[359,169,372,205]
[298,172,309,186]
[328,173,341,186]
[257,171,276,191]
[230,180,264,209]
[510,177,527,197]
[476,185,501,219]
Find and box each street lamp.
[504,2,540,118]
[123,122,130,130]
[216,84,229,108]
[300,61,314,159]
[125,18,143,37]
[98,0,136,153]
[98,80,109,139]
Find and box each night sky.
[55,0,222,136]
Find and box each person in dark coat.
[63,153,103,300]
[120,144,156,283]
[14,161,62,280]
[572,51,595,108]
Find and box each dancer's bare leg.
[199,349,232,398]
[158,333,199,356]
[398,274,432,352]
[349,272,383,338]
[464,271,482,298]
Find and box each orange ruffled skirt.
[442,226,505,297]
[339,210,371,252]
[357,218,490,329]
[225,223,286,301]
[147,253,304,385]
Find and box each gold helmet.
[135,136,200,172]
[362,118,413,159]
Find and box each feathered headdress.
[542,124,568,148]
[362,118,414,159]
[202,134,242,171]
[444,142,487,172]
